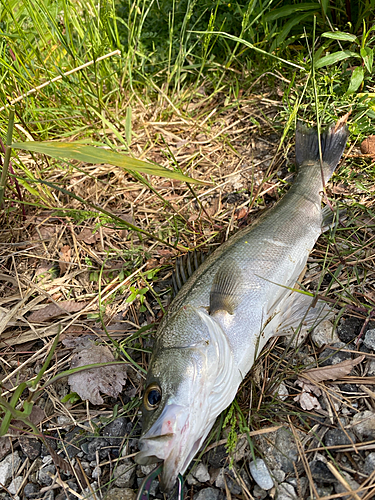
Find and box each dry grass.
[1,88,375,499]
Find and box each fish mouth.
[136,404,202,492]
[137,432,203,492]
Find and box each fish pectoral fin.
[209,260,243,315]
[266,291,333,338]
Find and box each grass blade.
[11,141,206,184]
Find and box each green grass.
[1,1,375,497]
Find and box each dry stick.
[0,50,121,112]
[287,416,320,500]
[326,462,362,500]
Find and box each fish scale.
[135,120,349,493]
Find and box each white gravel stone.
[311,320,339,347]
[272,469,286,484]
[351,410,375,439]
[249,459,274,490]
[364,452,375,475]
[193,463,210,483]
[8,476,23,495]
[276,482,297,499]
[0,451,21,486]
[113,461,135,488]
[364,329,375,350]
[274,381,289,401]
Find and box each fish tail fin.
[295,120,348,180]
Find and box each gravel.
[249,459,274,490]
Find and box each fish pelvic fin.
[295,120,348,180]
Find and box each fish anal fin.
[210,260,242,315]
[321,205,347,232]
[265,291,333,339]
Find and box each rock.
[319,342,352,366]
[311,320,339,347]
[193,463,210,483]
[92,466,101,480]
[83,482,99,500]
[136,477,158,496]
[19,437,41,460]
[86,438,109,461]
[337,317,362,343]
[23,483,40,499]
[271,469,285,484]
[193,488,221,500]
[272,381,289,401]
[206,445,228,468]
[0,451,21,486]
[113,461,135,488]
[334,471,363,497]
[104,487,136,500]
[364,452,375,475]
[367,359,375,375]
[254,427,298,473]
[324,429,356,447]
[215,467,241,495]
[38,465,56,485]
[309,460,336,483]
[65,428,86,459]
[252,484,267,499]
[276,482,297,499]
[139,464,156,476]
[274,427,298,473]
[249,459,274,490]
[351,410,375,439]
[315,485,333,497]
[42,491,54,500]
[364,329,375,350]
[102,418,128,447]
[186,473,199,486]
[8,476,23,495]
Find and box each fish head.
[135,305,239,492]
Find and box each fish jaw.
[136,402,214,492]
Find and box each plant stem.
[0,107,15,207]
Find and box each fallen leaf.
[28,300,89,323]
[59,245,71,274]
[294,390,322,411]
[361,135,375,157]
[300,356,364,383]
[77,228,100,245]
[68,344,127,405]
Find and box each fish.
[135,120,348,492]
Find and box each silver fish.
[135,121,348,492]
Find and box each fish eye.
[144,383,162,410]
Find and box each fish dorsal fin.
[172,251,207,296]
[210,259,243,315]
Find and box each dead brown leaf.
[360,135,375,157]
[28,300,89,323]
[59,245,71,274]
[68,344,127,405]
[77,228,99,245]
[294,381,322,411]
[300,356,365,383]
